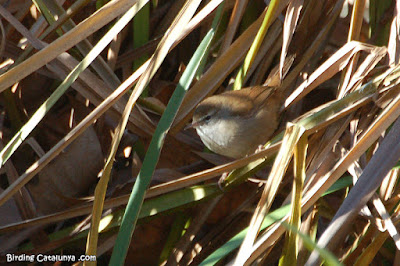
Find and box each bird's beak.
[184,121,199,130]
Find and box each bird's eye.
[204,115,212,121]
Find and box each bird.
[189,85,282,158]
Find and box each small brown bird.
[190,86,282,158]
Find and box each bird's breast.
[196,115,276,158]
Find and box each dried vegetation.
[0,0,400,265]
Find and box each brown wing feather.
[218,86,276,117]
[194,86,281,119]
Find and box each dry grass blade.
[0,142,35,220]
[0,19,4,59]
[147,142,280,198]
[342,46,387,96]
[388,1,400,65]
[34,0,92,44]
[353,230,392,265]
[0,5,44,49]
[220,0,249,53]
[337,0,367,98]
[380,169,398,200]
[284,41,387,109]
[277,0,344,95]
[304,116,352,188]
[371,194,400,250]
[280,0,302,80]
[280,133,307,265]
[347,161,400,252]
[348,0,367,42]
[235,123,305,265]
